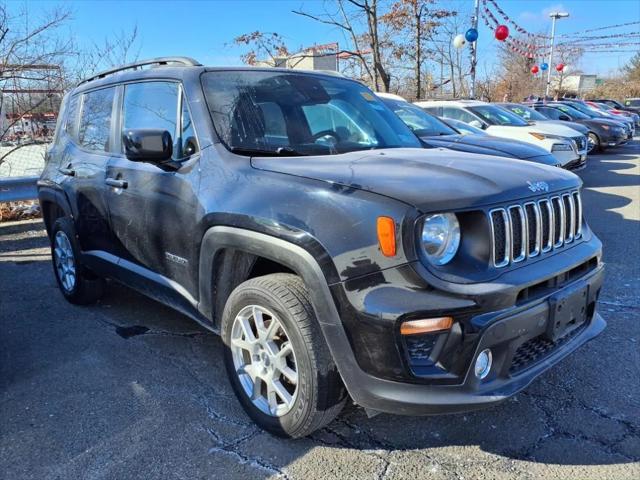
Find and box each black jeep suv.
[39,57,605,438]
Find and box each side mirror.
[468,119,484,129]
[123,129,173,163]
[559,114,571,121]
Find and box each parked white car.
[414,100,588,169]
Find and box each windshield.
[502,104,547,121]
[467,105,529,126]
[380,98,457,136]
[625,99,640,107]
[201,70,421,156]
[563,102,600,118]
[552,104,590,120]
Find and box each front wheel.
[587,132,602,153]
[221,273,347,438]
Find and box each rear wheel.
[587,132,602,153]
[50,217,104,305]
[222,273,346,438]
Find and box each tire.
[587,132,602,153]
[50,217,104,305]
[221,273,347,438]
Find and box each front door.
[104,81,201,299]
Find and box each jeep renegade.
[38,57,606,438]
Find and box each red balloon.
[531,65,539,74]
[556,63,565,71]
[495,25,509,41]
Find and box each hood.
[421,133,552,160]
[251,148,580,212]
[585,117,629,129]
[536,120,589,135]
[525,121,584,137]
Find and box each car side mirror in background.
[469,120,483,129]
[559,114,571,121]
[123,129,173,164]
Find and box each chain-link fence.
[0,142,48,178]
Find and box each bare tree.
[0,2,73,155]
[71,25,141,83]
[293,0,391,91]
[232,31,291,67]
[381,0,456,99]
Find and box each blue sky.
[26,0,640,76]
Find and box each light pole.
[545,12,569,98]
[469,0,480,99]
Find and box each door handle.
[59,167,75,176]
[105,178,128,189]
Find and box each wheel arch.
[38,187,73,238]
[197,226,362,399]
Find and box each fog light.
[474,349,492,379]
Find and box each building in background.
[257,43,339,71]
[554,74,598,96]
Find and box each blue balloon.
[541,63,549,71]
[465,28,479,42]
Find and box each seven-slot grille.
[489,190,582,268]
[572,135,586,151]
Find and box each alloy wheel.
[54,230,76,292]
[230,305,299,417]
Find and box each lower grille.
[572,135,586,151]
[509,325,585,374]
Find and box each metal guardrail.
[0,176,39,202]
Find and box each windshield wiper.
[230,146,307,157]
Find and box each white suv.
[414,100,588,169]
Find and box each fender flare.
[37,185,73,235]
[197,226,368,402]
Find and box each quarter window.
[178,94,198,158]
[64,94,80,139]
[78,87,115,152]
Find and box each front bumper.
[328,236,605,416]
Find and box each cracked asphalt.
[1,141,639,479]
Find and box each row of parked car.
[376,93,637,171]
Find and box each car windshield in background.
[443,117,486,135]
[468,105,529,126]
[564,102,599,118]
[381,98,457,137]
[201,70,421,156]
[625,99,640,107]
[503,104,547,121]
[553,104,590,120]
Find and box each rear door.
[60,86,117,253]
[104,80,201,298]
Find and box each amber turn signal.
[377,216,396,257]
[400,317,453,336]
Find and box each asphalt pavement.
[1,142,639,479]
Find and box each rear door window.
[78,87,116,152]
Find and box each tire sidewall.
[222,286,316,437]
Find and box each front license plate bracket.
[546,283,589,342]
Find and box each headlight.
[420,213,460,265]
[529,132,568,141]
[551,142,573,152]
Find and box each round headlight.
[420,213,461,265]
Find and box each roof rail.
[76,56,202,86]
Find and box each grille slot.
[490,209,510,268]
[524,202,540,257]
[562,193,574,243]
[572,191,582,239]
[489,190,582,268]
[551,196,564,248]
[509,205,526,262]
